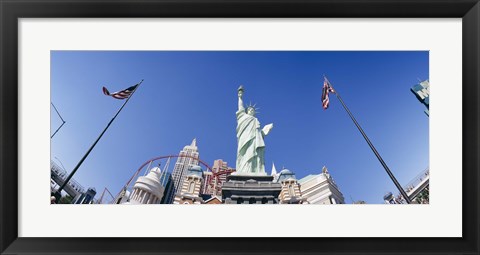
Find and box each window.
[188,181,195,193]
[288,185,295,197]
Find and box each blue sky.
[51,51,429,204]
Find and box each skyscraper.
[203,159,235,196]
[164,138,200,203]
[159,171,173,204]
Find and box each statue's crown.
[246,102,259,114]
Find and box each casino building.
[298,166,345,204]
[276,169,305,204]
[174,165,205,204]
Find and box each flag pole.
[53,79,144,201]
[326,76,412,204]
[51,102,66,139]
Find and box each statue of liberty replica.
[235,85,273,175]
[222,85,281,204]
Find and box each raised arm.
[238,85,245,112]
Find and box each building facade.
[277,169,304,204]
[174,165,205,204]
[204,196,222,204]
[159,172,173,204]
[202,171,213,195]
[164,138,200,204]
[73,187,97,204]
[51,160,85,198]
[127,167,165,204]
[298,166,345,204]
[203,159,235,196]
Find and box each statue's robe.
[236,109,266,175]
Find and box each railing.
[403,167,429,194]
[51,160,85,194]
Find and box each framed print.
[1,0,479,254]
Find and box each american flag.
[321,77,335,110]
[102,84,138,100]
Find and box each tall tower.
[165,138,200,203]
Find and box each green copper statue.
[235,85,273,175]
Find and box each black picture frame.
[1,0,478,254]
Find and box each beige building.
[276,169,305,204]
[298,166,344,204]
[174,165,204,204]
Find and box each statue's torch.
[238,85,244,97]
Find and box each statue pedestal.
[221,175,282,204]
